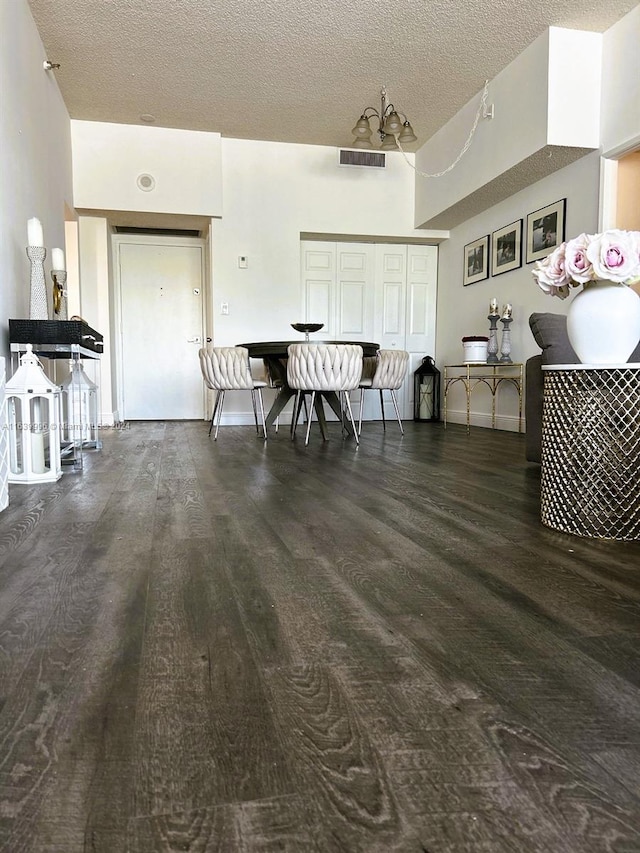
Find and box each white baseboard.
[444,408,525,433]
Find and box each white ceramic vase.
[566,280,640,365]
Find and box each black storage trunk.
[9,319,104,354]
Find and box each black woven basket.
[9,319,103,353]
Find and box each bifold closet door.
[301,242,375,341]
[301,240,437,421]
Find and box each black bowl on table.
[291,323,324,335]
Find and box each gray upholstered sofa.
[526,312,640,463]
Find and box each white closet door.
[374,246,406,350]
[335,244,375,341]
[301,242,375,340]
[301,240,438,423]
[301,242,335,336]
[405,246,438,417]
[405,246,438,354]
[374,245,409,418]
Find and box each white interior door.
[118,238,205,419]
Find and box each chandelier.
[350,86,417,150]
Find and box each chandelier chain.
[396,81,490,178]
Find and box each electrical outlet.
[238,256,248,268]
[221,302,229,315]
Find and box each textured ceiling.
[27,0,637,152]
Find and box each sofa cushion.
[525,355,543,463]
[529,313,578,365]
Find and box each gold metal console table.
[541,363,640,540]
[443,362,523,433]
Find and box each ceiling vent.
[338,149,386,169]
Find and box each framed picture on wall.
[526,199,566,263]
[463,235,490,286]
[491,219,522,276]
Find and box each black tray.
[9,319,104,353]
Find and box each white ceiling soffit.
[28,0,638,152]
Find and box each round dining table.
[239,340,380,436]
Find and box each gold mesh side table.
[541,363,640,540]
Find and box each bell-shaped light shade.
[398,121,417,144]
[351,115,372,138]
[351,137,374,149]
[380,133,399,151]
[382,110,403,135]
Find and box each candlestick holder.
[51,270,68,320]
[487,314,500,363]
[499,317,513,363]
[27,246,48,320]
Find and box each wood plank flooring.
[1,419,639,852]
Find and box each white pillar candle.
[51,247,65,270]
[30,399,46,474]
[27,217,44,247]
[31,429,46,474]
[489,298,498,315]
[502,303,513,319]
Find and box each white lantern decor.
[6,345,62,483]
[61,360,99,449]
[0,357,9,510]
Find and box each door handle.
[187,336,202,343]
[206,337,212,343]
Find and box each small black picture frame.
[463,235,490,286]
[491,219,522,276]
[526,199,566,264]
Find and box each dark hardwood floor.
[1,418,639,852]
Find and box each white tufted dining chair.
[358,349,409,435]
[198,346,267,440]
[286,343,363,445]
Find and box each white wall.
[0,0,73,358]
[72,121,223,216]
[415,32,548,228]
[436,152,601,429]
[76,217,115,423]
[414,27,601,230]
[546,28,601,148]
[211,139,439,348]
[600,4,640,156]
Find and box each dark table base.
[239,340,380,439]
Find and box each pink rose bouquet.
[532,229,640,299]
